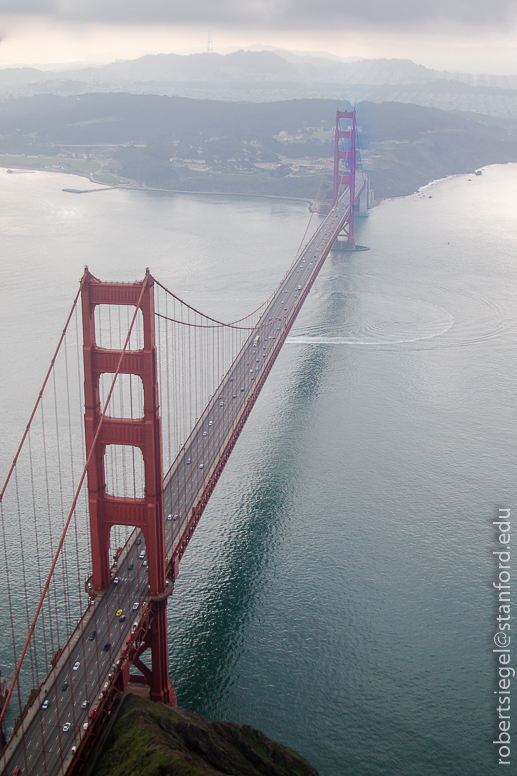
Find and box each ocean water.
[0,165,516,774]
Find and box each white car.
[139,551,145,559]
[132,602,139,611]
[41,699,49,710]
[81,700,89,708]
[72,661,80,671]
[63,722,71,732]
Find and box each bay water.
[0,165,516,775]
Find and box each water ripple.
[287,293,454,346]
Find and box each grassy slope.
[92,694,318,776]
[0,155,100,172]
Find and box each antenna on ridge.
[207,31,213,54]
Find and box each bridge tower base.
[331,239,370,252]
[81,268,175,706]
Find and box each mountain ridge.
[2,51,517,120]
[2,51,517,92]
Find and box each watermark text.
[493,507,512,765]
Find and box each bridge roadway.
[1,177,364,776]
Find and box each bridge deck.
[1,177,364,776]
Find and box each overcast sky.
[1,0,517,73]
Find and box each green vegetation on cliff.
[91,694,318,776]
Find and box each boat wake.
[287,293,454,346]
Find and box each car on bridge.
[62,722,71,732]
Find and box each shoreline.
[0,161,319,206]
[0,158,415,211]
[133,183,314,204]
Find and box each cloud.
[1,0,516,31]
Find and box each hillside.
[89,693,318,776]
[1,94,516,199]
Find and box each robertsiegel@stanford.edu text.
[493,507,512,766]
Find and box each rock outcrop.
[93,693,318,776]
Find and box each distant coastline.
[0,154,510,206]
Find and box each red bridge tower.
[81,269,174,704]
[333,109,357,248]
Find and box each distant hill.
[0,93,351,145]
[2,51,517,119]
[1,94,516,199]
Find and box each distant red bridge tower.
[333,109,357,248]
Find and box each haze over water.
[0,165,516,774]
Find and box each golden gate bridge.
[0,110,366,776]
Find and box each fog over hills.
[2,50,517,118]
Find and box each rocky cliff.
[91,693,318,776]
